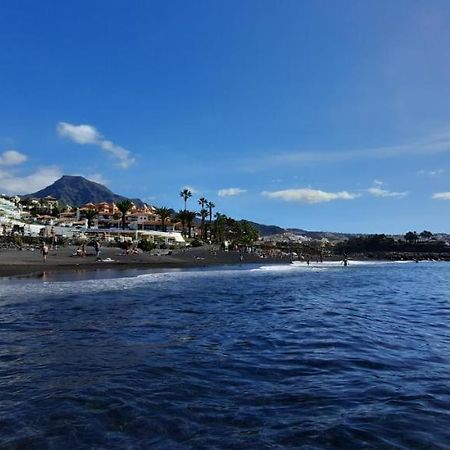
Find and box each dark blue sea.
[1,261,450,449]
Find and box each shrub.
[138,239,155,252]
[190,238,203,247]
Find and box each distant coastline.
[1,244,448,280]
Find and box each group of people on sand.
[73,240,101,259]
[75,243,86,257]
[40,228,58,262]
[40,239,102,263]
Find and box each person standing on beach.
[50,227,56,250]
[41,243,49,263]
[94,240,101,259]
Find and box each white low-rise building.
[0,197,21,221]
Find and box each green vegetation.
[138,239,156,252]
[335,231,449,255]
[174,190,260,246]
[116,199,133,230]
[197,197,208,239]
[232,220,259,246]
[179,188,192,211]
[190,238,203,247]
[420,230,433,240]
[404,231,418,244]
[184,211,196,238]
[154,206,171,232]
[197,208,209,240]
[82,208,97,228]
[210,214,258,246]
[207,201,215,224]
[176,210,187,235]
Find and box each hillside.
[247,221,286,237]
[247,222,356,240]
[24,175,144,207]
[287,228,356,240]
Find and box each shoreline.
[0,246,291,279]
[1,246,446,280]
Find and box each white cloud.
[57,122,135,169]
[252,128,450,169]
[262,188,359,204]
[57,122,101,144]
[100,140,135,169]
[218,187,246,197]
[0,166,62,194]
[418,169,444,176]
[368,187,408,198]
[432,192,450,200]
[0,150,27,166]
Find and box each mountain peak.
[25,175,144,207]
[60,175,85,180]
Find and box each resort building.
[3,198,188,244]
[0,196,22,221]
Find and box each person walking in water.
[41,242,49,263]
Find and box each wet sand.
[0,246,289,278]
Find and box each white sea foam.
[251,259,416,273]
[290,260,414,267]
[251,264,326,272]
[0,267,255,302]
[0,260,421,302]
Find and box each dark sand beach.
[0,246,289,278]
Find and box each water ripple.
[1,262,450,448]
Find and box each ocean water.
[1,261,450,449]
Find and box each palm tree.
[180,188,192,211]
[420,230,433,241]
[213,212,227,244]
[207,201,215,223]
[184,210,196,238]
[197,208,209,240]
[198,197,208,239]
[116,199,133,230]
[176,210,187,235]
[83,209,97,229]
[404,231,418,245]
[198,197,208,209]
[113,212,122,229]
[207,201,215,241]
[155,206,172,232]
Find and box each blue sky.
[1,0,450,233]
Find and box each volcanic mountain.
[24,175,144,207]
